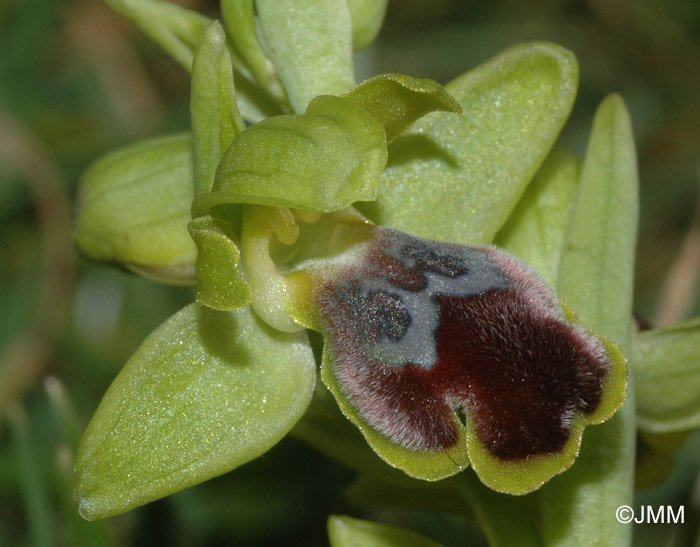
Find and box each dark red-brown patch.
[433,288,607,459]
[321,284,609,461]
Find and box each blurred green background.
[2,0,700,545]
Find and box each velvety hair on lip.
[316,227,611,462]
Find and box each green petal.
[635,317,700,432]
[346,0,388,50]
[372,42,578,245]
[191,21,245,196]
[343,73,462,143]
[495,147,581,287]
[74,304,316,520]
[192,95,387,215]
[72,133,197,285]
[220,0,287,106]
[539,94,638,546]
[187,216,251,311]
[256,0,355,113]
[328,515,444,547]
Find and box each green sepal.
[72,133,197,285]
[539,94,638,546]
[192,95,387,215]
[634,317,700,432]
[191,20,245,196]
[105,0,210,70]
[187,216,251,311]
[74,303,316,520]
[371,42,578,245]
[343,73,462,143]
[328,515,444,547]
[496,147,580,287]
[346,0,388,51]
[256,0,355,113]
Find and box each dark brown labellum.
[316,228,611,462]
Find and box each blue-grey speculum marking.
[352,241,510,370]
[351,290,412,343]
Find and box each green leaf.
[556,96,638,347]
[220,0,287,106]
[105,0,284,123]
[370,42,578,245]
[7,404,54,547]
[191,21,245,196]
[72,133,197,285]
[495,147,580,287]
[346,0,388,50]
[105,0,210,70]
[233,72,287,123]
[452,473,542,547]
[192,95,387,215]
[539,94,638,546]
[45,377,82,452]
[44,379,111,547]
[342,73,462,143]
[328,515,444,547]
[74,304,316,519]
[187,216,251,311]
[256,0,355,113]
[291,384,409,479]
[635,317,700,432]
[344,474,465,514]
[635,430,688,489]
